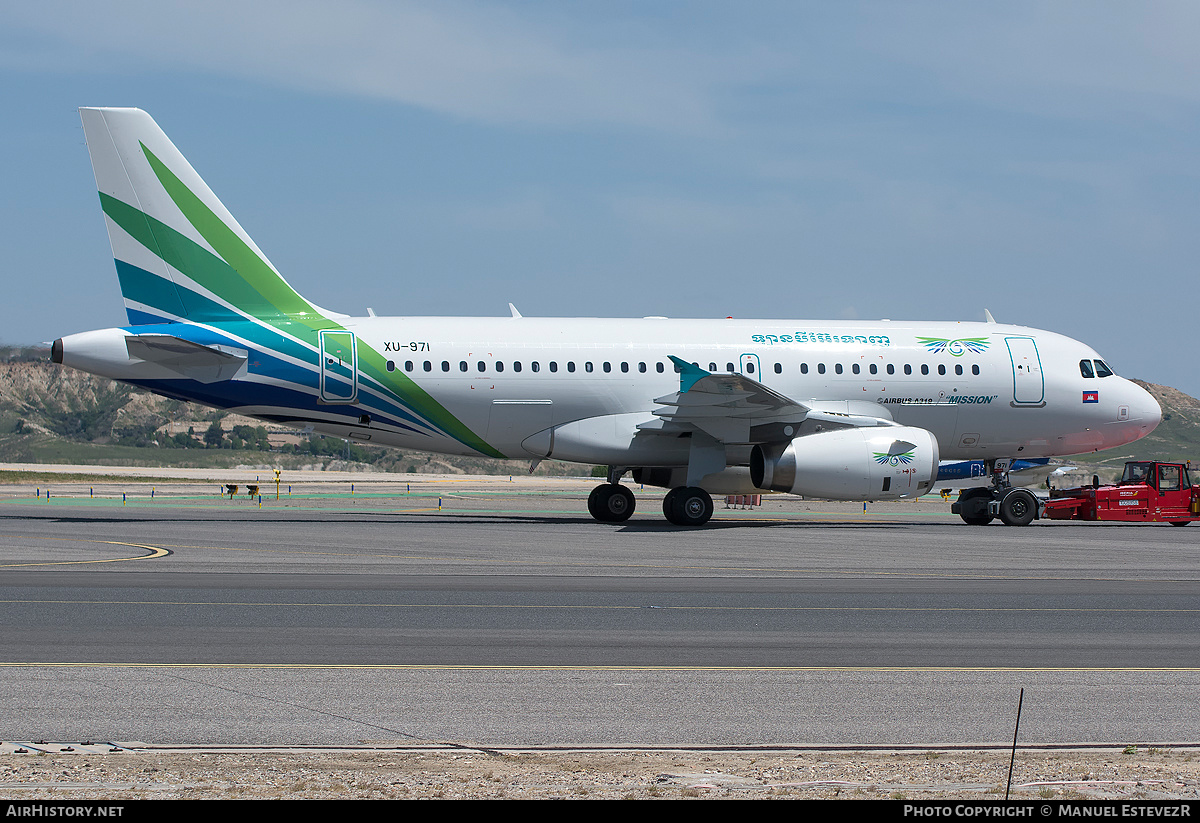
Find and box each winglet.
[668,355,709,393]
[984,308,997,323]
[508,303,523,318]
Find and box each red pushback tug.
[1042,461,1200,526]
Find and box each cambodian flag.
[1083,391,1099,403]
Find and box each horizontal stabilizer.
[125,334,247,384]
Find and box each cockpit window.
[1094,360,1114,378]
[1079,359,1094,378]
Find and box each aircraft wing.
[125,334,248,384]
[641,356,896,445]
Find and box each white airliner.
[52,108,1162,526]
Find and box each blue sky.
[2,1,1198,396]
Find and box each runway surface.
[1,474,1198,748]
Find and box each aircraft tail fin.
[79,107,324,326]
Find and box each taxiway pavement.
[1,471,1197,748]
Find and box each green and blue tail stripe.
[81,106,503,458]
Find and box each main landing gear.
[587,471,715,527]
[662,486,714,527]
[952,459,1040,527]
[587,483,636,522]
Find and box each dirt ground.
[3,747,1200,800]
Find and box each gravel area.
[3,748,1200,800]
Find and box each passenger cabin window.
[459,361,468,372]
[442,361,450,372]
[657,362,665,373]
[567,362,576,373]
[817,364,826,375]
[852,364,860,374]
[477,361,486,372]
[638,362,646,373]
[869,364,877,375]
[972,365,980,375]
[532,362,540,372]
[1079,360,1095,378]
[886,364,895,375]
[621,362,629,373]
[513,361,522,372]
[709,362,717,372]
[386,360,395,372]
[835,364,843,374]
[938,364,946,376]
[495,361,504,372]
[550,361,558,373]
[774,363,782,374]
[903,364,912,375]
[585,362,594,373]
[921,364,929,376]
[955,365,963,376]
[745,362,755,374]
[603,362,611,373]
[800,363,809,374]
[423,361,432,372]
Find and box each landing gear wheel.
[663,486,713,527]
[1169,521,1192,527]
[662,488,682,522]
[957,487,994,526]
[999,489,1037,527]
[588,484,635,523]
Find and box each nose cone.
[1129,380,1162,434]
[1105,379,1161,451]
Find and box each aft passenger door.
[318,330,358,403]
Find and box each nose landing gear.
[951,458,1041,526]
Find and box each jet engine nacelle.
[750,426,940,500]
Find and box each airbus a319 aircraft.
[52,108,1162,527]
